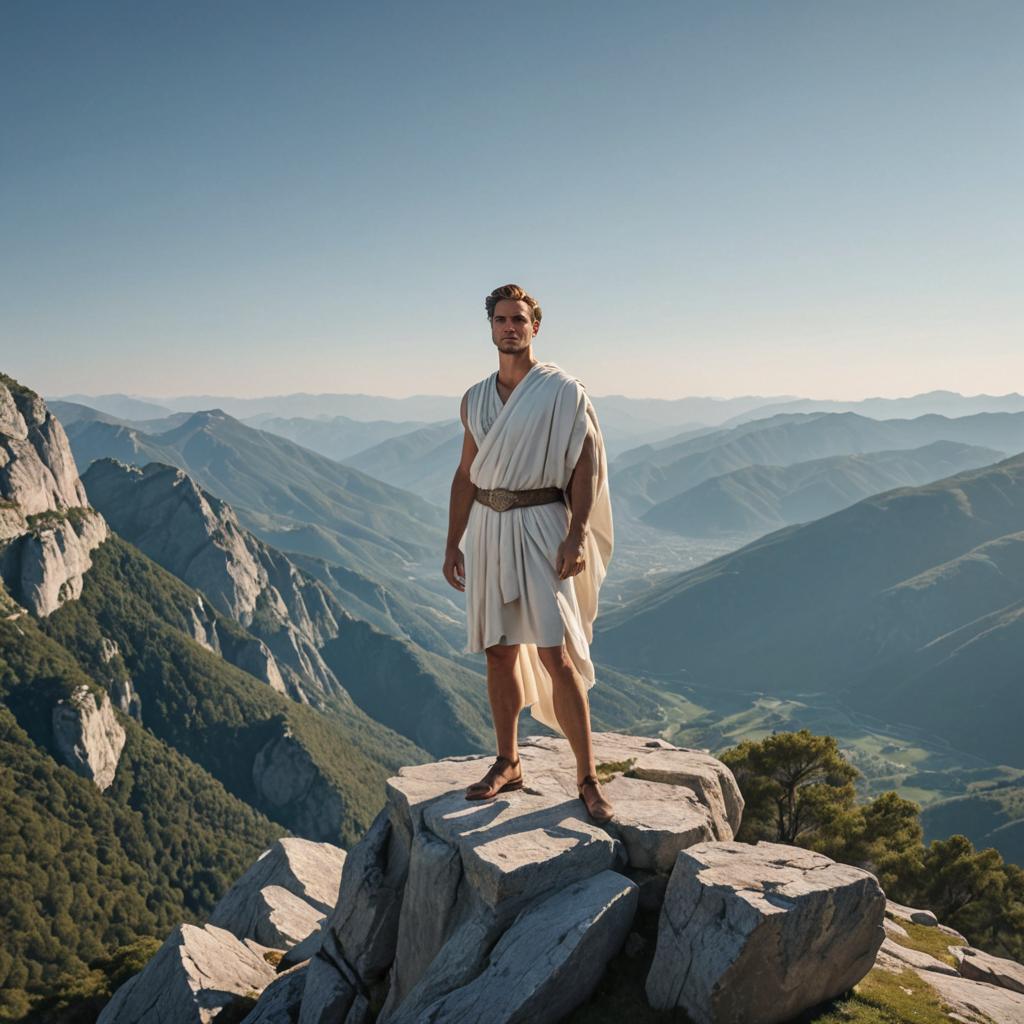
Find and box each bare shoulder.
[459,387,471,428]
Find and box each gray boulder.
[97,923,276,1023]
[886,956,1024,1024]
[303,732,741,1024]
[389,870,637,1024]
[954,944,1024,994]
[209,837,345,948]
[886,897,939,926]
[51,685,126,791]
[240,963,308,1024]
[645,840,886,1024]
[877,935,959,976]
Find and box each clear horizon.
[44,384,1024,405]
[3,1,1021,401]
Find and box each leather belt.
[474,486,565,512]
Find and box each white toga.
[461,361,613,734]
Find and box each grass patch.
[883,915,965,967]
[810,965,964,1024]
[595,757,637,783]
[0,372,37,402]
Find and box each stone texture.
[629,744,744,839]
[886,897,939,926]
[82,458,348,703]
[298,932,371,1024]
[310,733,743,1024]
[645,839,886,1024]
[96,923,276,1023]
[937,922,969,944]
[240,963,308,1024]
[110,674,142,722]
[0,377,108,615]
[954,944,1024,994]
[0,377,88,515]
[878,936,959,976]
[1,507,108,616]
[905,963,1024,1024]
[251,723,346,842]
[51,685,126,791]
[251,885,325,949]
[323,807,408,1001]
[280,923,326,971]
[209,836,345,945]
[388,870,638,1024]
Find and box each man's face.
[490,298,539,354]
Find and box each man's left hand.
[555,532,586,579]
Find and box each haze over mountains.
[596,450,1024,769]
[7,372,1024,1016]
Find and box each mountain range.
[610,409,1024,517]
[595,450,1024,768]
[640,440,1004,536]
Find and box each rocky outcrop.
[109,732,1024,1024]
[96,923,276,1023]
[295,733,742,1024]
[874,943,1024,1023]
[1,506,109,615]
[183,590,289,695]
[82,459,349,702]
[886,897,939,926]
[0,374,88,514]
[252,723,347,842]
[98,636,143,721]
[209,837,346,949]
[645,840,886,1024]
[239,963,308,1023]
[954,944,1024,993]
[0,375,108,616]
[109,675,142,722]
[51,685,126,791]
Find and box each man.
[442,283,615,822]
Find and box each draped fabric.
[461,361,613,734]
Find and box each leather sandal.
[465,755,523,801]
[578,774,614,823]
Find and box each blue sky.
[2,1,1021,401]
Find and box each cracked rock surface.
[96,923,276,1023]
[296,732,743,1024]
[645,839,886,1024]
[209,837,346,948]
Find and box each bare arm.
[556,432,596,579]
[442,391,477,591]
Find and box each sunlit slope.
[642,441,1003,536]
[595,452,1024,766]
[612,409,1024,514]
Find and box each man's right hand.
[443,545,466,591]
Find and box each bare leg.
[537,644,597,784]
[485,642,523,761]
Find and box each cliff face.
[1,372,123,791]
[81,458,348,704]
[51,685,127,792]
[0,374,109,617]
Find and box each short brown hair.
[485,284,542,324]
